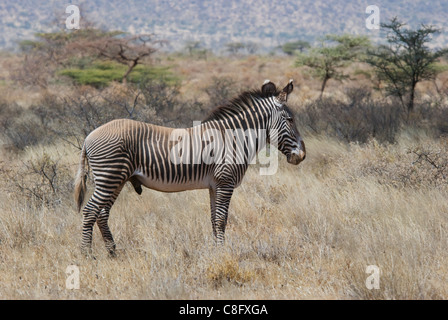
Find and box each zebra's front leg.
[209,187,217,239]
[213,185,234,245]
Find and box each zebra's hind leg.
[97,207,116,257]
[96,183,125,257]
[81,198,102,257]
[81,181,125,257]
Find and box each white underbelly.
[132,170,211,192]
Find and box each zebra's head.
[263,79,306,165]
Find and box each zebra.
[74,79,306,256]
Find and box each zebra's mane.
[203,89,279,122]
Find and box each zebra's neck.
[188,102,273,166]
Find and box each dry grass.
[1,133,448,299]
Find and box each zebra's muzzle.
[287,149,306,165]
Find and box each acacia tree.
[296,35,370,99]
[282,40,310,55]
[225,42,245,55]
[366,17,448,115]
[183,41,209,59]
[15,26,162,86]
[77,33,160,83]
[14,29,114,87]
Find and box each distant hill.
[1,0,447,52]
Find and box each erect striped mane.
[203,89,279,122]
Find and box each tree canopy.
[296,34,370,98]
[365,17,448,114]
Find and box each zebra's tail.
[74,143,88,213]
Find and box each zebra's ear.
[282,79,294,95]
[276,79,293,104]
[261,80,277,95]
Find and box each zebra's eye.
[285,116,293,122]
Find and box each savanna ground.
[0,51,448,299]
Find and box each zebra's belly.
[131,170,211,192]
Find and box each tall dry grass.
[1,132,447,299]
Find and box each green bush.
[59,61,178,88]
[130,65,179,85]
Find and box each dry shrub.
[0,101,48,150]
[296,87,448,144]
[296,90,402,143]
[0,80,209,152]
[203,76,240,107]
[342,139,448,189]
[3,151,73,207]
[205,251,260,287]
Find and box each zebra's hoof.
[80,248,96,260]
